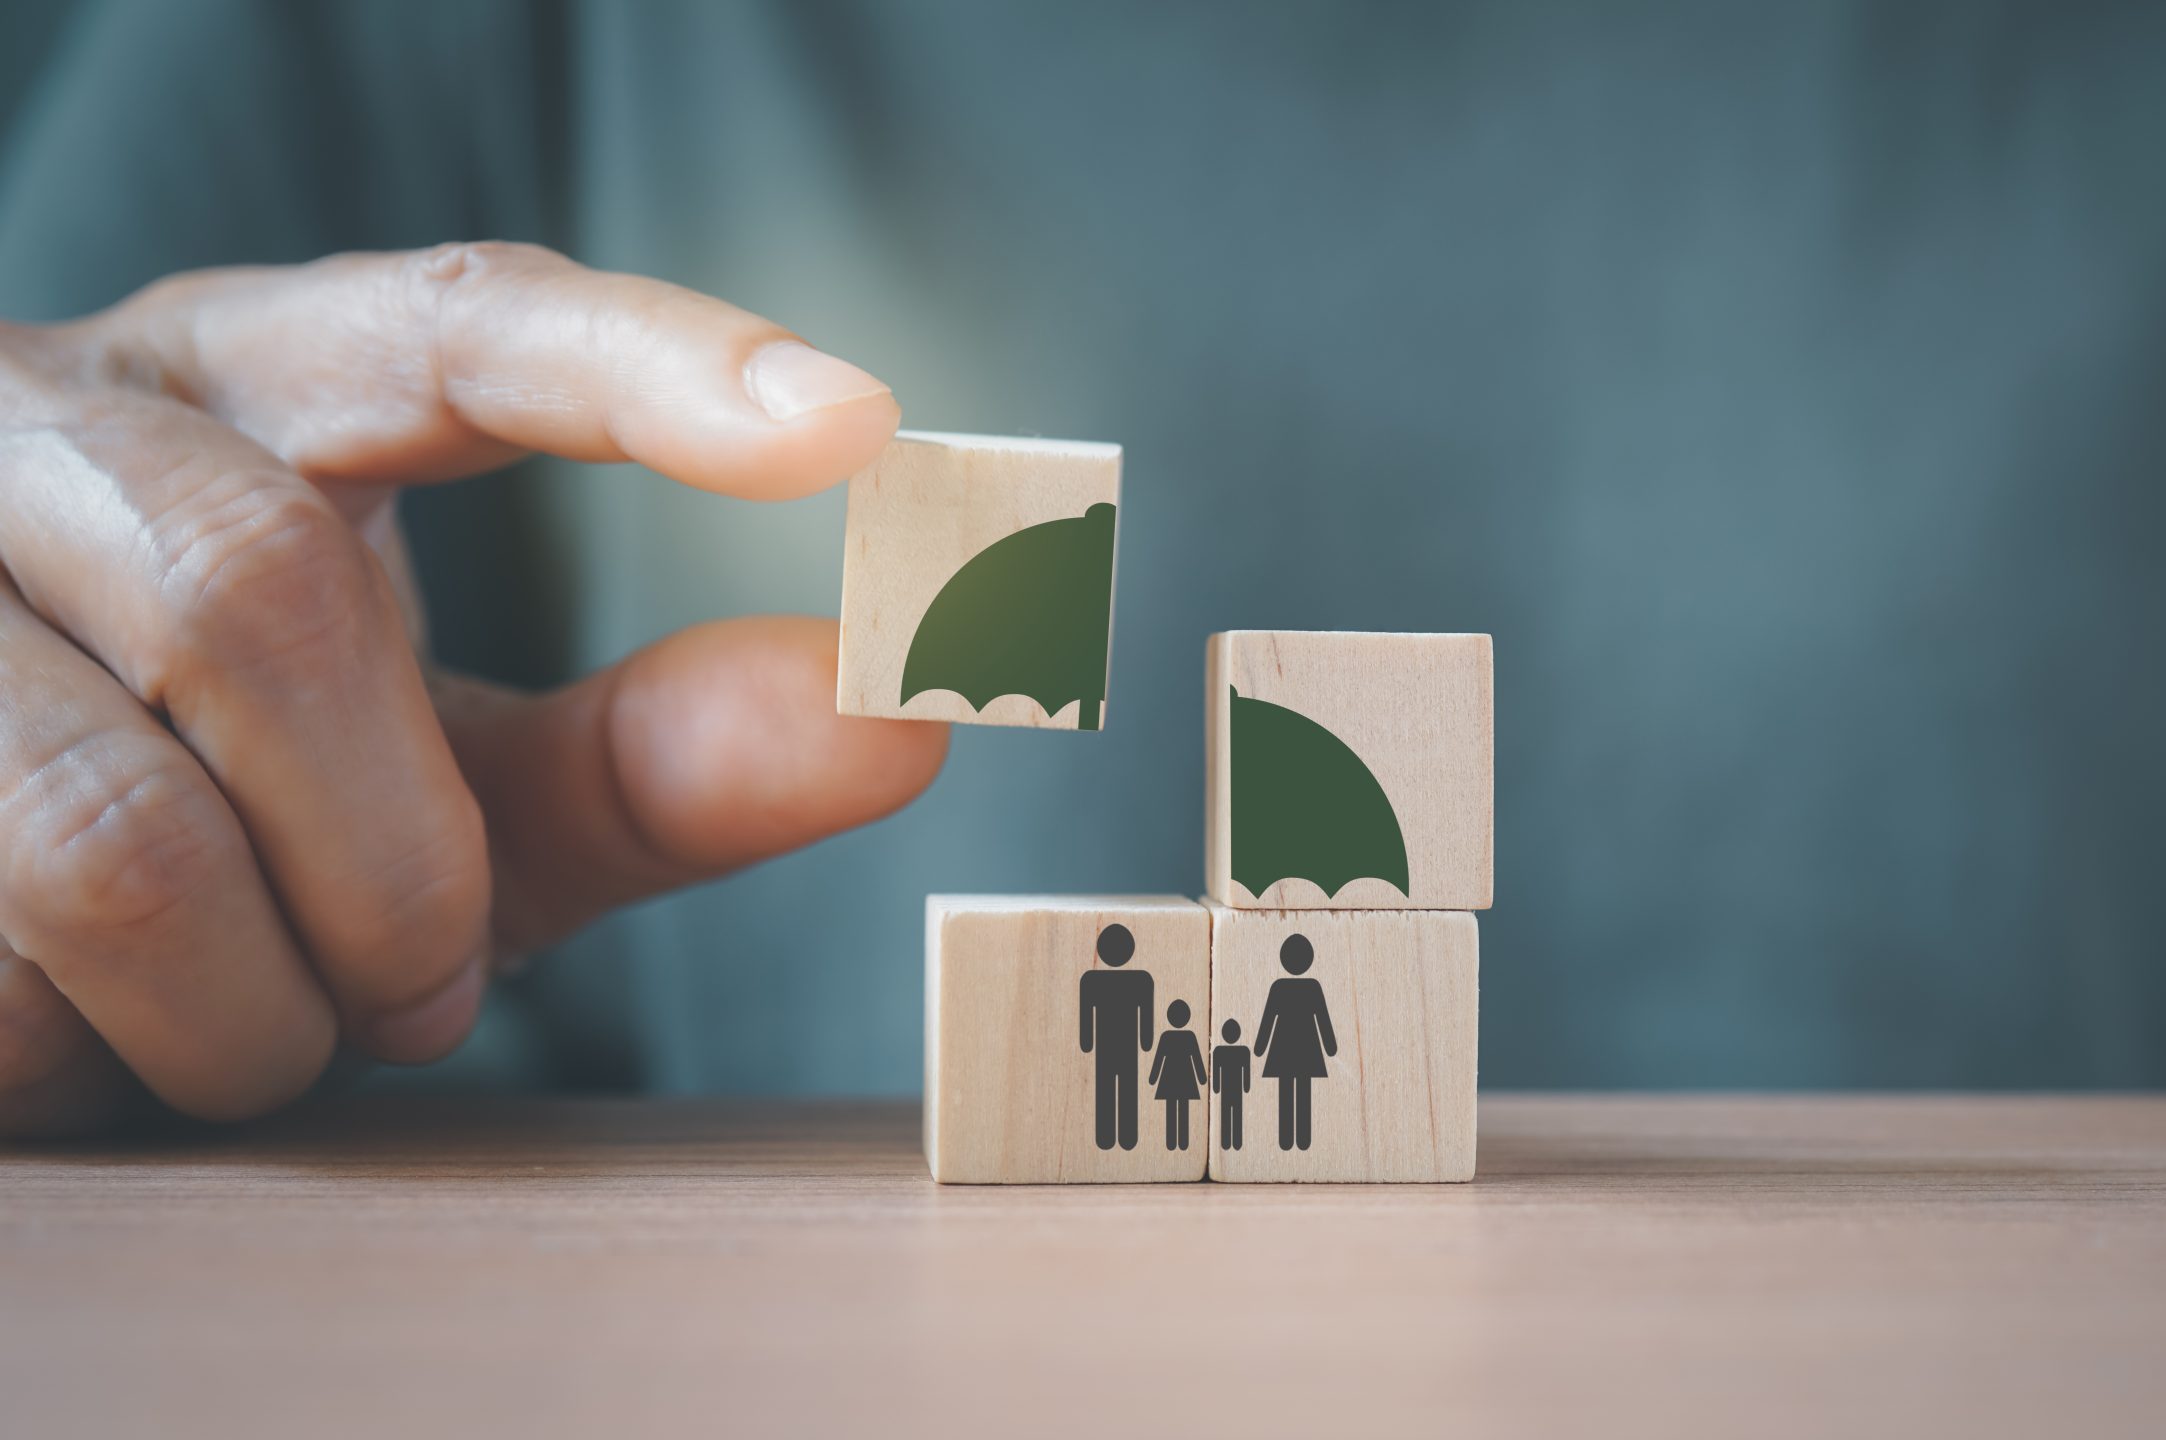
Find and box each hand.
[0,243,947,1137]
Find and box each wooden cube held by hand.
[839,432,1122,730]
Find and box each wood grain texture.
[926,895,1209,1181]
[836,430,1121,728]
[1206,630,1493,909]
[1208,902,1477,1181]
[3,1096,2160,1440]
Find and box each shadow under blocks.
[834,435,1491,1184]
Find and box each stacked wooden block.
[838,433,1492,1184]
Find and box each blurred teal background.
[3,0,2161,1091]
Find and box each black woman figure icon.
[1252,935,1337,1151]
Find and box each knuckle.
[158,484,380,679]
[345,794,492,1002]
[0,731,229,954]
[407,240,558,293]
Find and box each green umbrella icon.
[1230,686,1410,898]
[900,502,1117,730]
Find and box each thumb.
[431,616,948,954]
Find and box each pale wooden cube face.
[925,896,1210,1183]
[1207,905,1477,1183]
[837,431,1122,731]
[1205,630,1493,910]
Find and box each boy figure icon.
[1148,1001,1207,1151]
[1078,923,1154,1150]
[1212,1019,1251,1150]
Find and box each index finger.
[63,242,901,496]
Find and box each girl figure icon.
[1148,1000,1207,1151]
[1252,934,1337,1151]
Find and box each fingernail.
[361,956,486,1065]
[746,340,891,421]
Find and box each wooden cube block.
[1205,630,1493,909]
[838,431,1122,730]
[1206,903,1477,1183]
[925,896,1211,1183]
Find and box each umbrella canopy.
[1230,687,1410,898]
[901,502,1117,730]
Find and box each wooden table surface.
[3,1095,2161,1439]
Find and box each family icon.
[1080,925,1340,1155]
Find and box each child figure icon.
[1148,1000,1207,1151]
[1212,1019,1251,1150]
